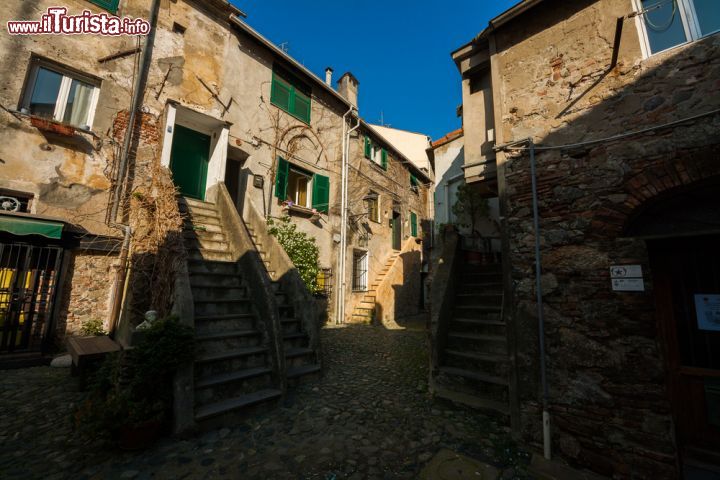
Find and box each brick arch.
[589,146,720,238]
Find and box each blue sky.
[231,0,517,140]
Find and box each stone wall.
[488,0,720,477]
[55,251,117,340]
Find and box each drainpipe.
[108,224,131,336]
[527,140,551,460]
[108,0,161,223]
[496,138,551,459]
[336,107,358,324]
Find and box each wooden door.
[392,211,401,250]
[649,234,720,454]
[169,125,210,200]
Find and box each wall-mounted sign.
[695,294,720,331]
[610,265,644,292]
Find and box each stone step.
[195,330,262,353]
[454,305,502,314]
[188,248,233,262]
[190,275,244,288]
[433,385,509,415]
[447,332,506,342]
[192,286,248,302]
[188,260,238,275]
[452,318,505,327]
[287,363,321,379]
[184,222,223,234]
[439,366,508,387]
[184,237,230,252]
[183,229,227,243]
[184,211,221,225]
[194,298,253,317]
[196,346,267,364]
[194,313,256,335]
[179,196,216,209]
[179,202,219,218]
[285,347,314,359]
[195,388,282,422]
[282,332,308,349]
[280,318,302,334]
[195,366,272,390]
[444,349,508,364]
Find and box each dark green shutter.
[410,174,418,188]
[293,90,311,123]
[364,136,371,159]
[275,157,289,200]
[381,149,388,170]
[89,0,119,12]
[271,74,291,112]
[411,212,418,237]
[312,174,330,213]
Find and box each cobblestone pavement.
[1,321,531,479]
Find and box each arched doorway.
[627,177,720,473]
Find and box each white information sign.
[611,278,645,292]
[695,294,720,331]
[610,265,645,292]
[610,265,643,278]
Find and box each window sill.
[368,160,387,173]
[283,203,322,218]
[11,111,102,150]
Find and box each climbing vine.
[267,215,320,293]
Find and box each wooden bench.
[67,335,121,389]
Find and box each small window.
[363,136,388,170]
[352,250,368,291]
[366,191,380,223]
[635,0,720,56]
[274,157,330,214]
[22,58,100,129]
[316,268,333,297]
[410,173,419,193]
[172,22,187,35]
[0,189,33,213]
[271,66,311,123]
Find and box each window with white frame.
[287,167,312,208]
[635,0,720,56]
[21,57,101,129]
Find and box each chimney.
[337,72,359,107]
[324,67,333,86]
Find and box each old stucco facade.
[454,0,720,477]
[0,0,433,352]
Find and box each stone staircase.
[350,251,400,323]
[180,197,282,423]
[432,260,510,416]
[245,224,321,384]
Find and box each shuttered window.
[274,157,290,200]
[381,149,388,170]
[88,0,120,12]
[271,67,312,124]
[364,136,372,159]
[410,212,418,237]
[312,174,330,214]
[410,173,419,191]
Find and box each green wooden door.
[169,125,211,200]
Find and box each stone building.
[432,0,720,477]
[0,0,432,424]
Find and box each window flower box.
[30,116,76,136]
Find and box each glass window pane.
[642,0,688,53]
[29,67,62,118]
[693,0,720,36]
[63,79,94,127]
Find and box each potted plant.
[75,316,194,449]
[451,183,490,265]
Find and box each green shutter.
[271,74,291,112]
[312,174,330,214]
[411,212,418,237]
[275,157,289,200]
[293,90,311,123]
[411,174,418,187]
[381,148,388,170]
[364,136,372,159]
[89,0,119,13]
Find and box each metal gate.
[0,242,63,354]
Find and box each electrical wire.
[642,0,678,31]
[497,108,720,152]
